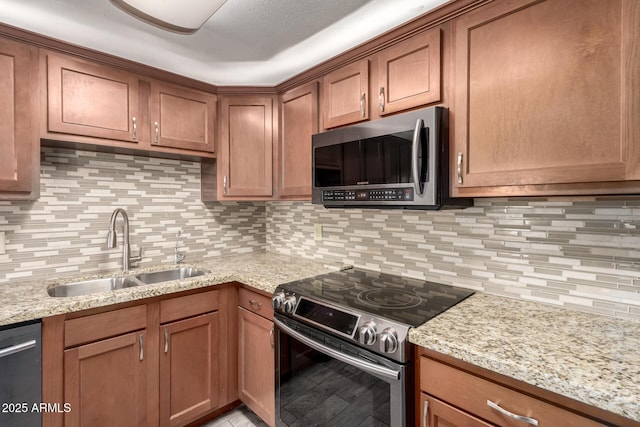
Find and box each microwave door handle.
[412,118,425,195]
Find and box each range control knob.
[272,292,286,311]
[358,321,378,345]
[282,295,297,314]
[379,328,399,354]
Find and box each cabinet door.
[322,59,369,128]
[160,312,219,427]
[238,307,274,427]
[0,38,38,199]
[47,54,139,143]
[420,393,493,427]
[219,96,274,198]
[64,331,147,427]
[453,0,640,191]
[150,81,216,153]
[279,82,318,198]
[377,29,441,115]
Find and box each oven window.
[277,334,391,426]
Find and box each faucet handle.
[175,251,186,265]
[130,247,142,264]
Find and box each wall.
[267,201,640,321]
[0,147,266,284]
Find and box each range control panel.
[323,188,413,202]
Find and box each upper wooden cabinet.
[150,80,216,153]
[0,38,39,200]
[279,82,319,199]
[218,96,274,199]
[377,29,441,115]
[322,59,369,128]
[452,0,640,195]
[47,53,139,143]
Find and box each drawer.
[420,357,605,427]
[238,287,273,320]
[160,289,219,324]
[65,305,147,348]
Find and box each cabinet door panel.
[279,82,318,198]
[64,331,147,427]
[323,60,369,128]
[47,54,139,143]
[378,29,441,115]
[453,0,637,189]
[0,38,38,198]
[160,312,219,427]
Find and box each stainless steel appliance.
[312,106,472,210]
[272,269,474,427]
[0,320,42,427]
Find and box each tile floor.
[200,405,268,427]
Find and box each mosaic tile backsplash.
[0,147,266,283]
[267,201,640,321]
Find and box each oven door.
[274,315,409,427]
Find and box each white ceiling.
[0,0,448,86]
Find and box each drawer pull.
[139,335,144,361]
[164,328,168,353]
[422,399,429,427]
[132,117,137,140]
[457,152,463,184]
[487,400,539,426]
[249,299,263,309]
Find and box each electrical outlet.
[0,232,5,255]
[314,224,323,241]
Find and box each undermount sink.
[134,267,206,285]
[47,277,142,297]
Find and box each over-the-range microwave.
[312,106,472,209]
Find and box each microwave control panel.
[323,188,414,202]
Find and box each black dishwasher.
[0,320,42,427]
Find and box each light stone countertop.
[408,293,640,424]
[0,251,348,327]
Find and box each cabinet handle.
[132,117,137,140]
[139,335,144,361]
[379,87,385,113]
[223,175,228,195]
[360,92,366,117]
[164,328,168,353]
[457,152,463,184]
[154,122,159,143]
[249,299,263,309]
[422,398,429,427]
[0,340,36,358]
[487,400,539,426]
[269,326,274,348]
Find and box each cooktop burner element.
[357,289,423,310]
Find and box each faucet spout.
[107,208,140,271]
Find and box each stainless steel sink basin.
[47,277,142,297]
[134,267,206,285]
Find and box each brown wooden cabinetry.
[377,29,441,116]
[322,59,369,128]
[218,96,274,198]
[279,82,319,199]
[452,0,640,196]
[237,287,275,427]
[150,80,216,153]
[0,37,39,200]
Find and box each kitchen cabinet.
[452,0,640,196]
[46,53,140,143]
[376,29,441,116]
[237,287,275,427]
[0,37,39,200]
[278,82,319,199]
[322,59,369,128]
[218,96,274,198]
[149,80,216,153]
[418,354,607,427]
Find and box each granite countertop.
[0,251,348,327]
[409,293,640,423]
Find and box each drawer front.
[160,289,219,324]
[238,287,273,320]
[65,305,147,348]
[420,357,605,427]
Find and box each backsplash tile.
[0,147,266,283]
[266,201,640,321]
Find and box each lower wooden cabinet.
[237,288,275,427]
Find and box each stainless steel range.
[272,268,474,427]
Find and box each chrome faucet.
[107,208,142,271]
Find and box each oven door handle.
[274,318,400,381]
